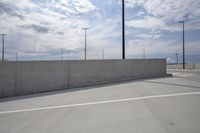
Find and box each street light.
[102,49,105,60]
[179,21,185,69]
[82,28,89,60]
[143,48,146,59]
[122,0,125,59]
[1,34,6,62]
[175,53,178,64]
[61,51,64,61]
[16,52,18,62]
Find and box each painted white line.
[0,91,200,115]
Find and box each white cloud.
[1,0,200,61]
[126,0,200,31]
[127,38,178,55]
[126,37,200,58]
[1,0,37,9]
[73,0,96,13]
[137,11,145,16]
[125,0,146,8]
[0,0,96,54]
[144,0,200,22]
[0,0,124,60]
[42,0,96,14]
[127,16,166,30]
[167,58,175,63]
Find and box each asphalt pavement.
[0,69,200,133]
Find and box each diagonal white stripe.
[0,91,200,115]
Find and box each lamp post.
[143,48,146,59]
[1,34,6,62]
[175,53,178,64]
[61,51,64,61]
[82,28,89,60]
[102,49,105,60]
[179,21,185,69]
[122,0,125,59]
[16,52,18,62]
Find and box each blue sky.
[0,0,200,63]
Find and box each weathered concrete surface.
[0,70,199,133]
[168,69,200,82]
[167,64,200,70]
[0,59,166,98]
[0,61,67,97]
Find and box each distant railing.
[1,49,109,61]
[167,64,200,70]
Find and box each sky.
[0,0,200,63]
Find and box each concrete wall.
[167,64,200,70]
[0,59,167,98]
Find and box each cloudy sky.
[0,0,200,63]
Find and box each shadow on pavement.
[145,81,200,90]
[0,76,172,103]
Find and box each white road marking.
[0,91,200,115]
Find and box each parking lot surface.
[0,69,200,133]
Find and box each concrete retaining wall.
[0,59,166,98]
[167,64,200,70]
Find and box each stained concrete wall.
[0,59,166,98]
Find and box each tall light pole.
[1,34,6,62]
[61,51,64,61]
[102,49,105,60]
[82,28,89,60]
[122,0,125,59]
[179,21,185,69]
[175,53,178,64]
[16,52,18,62]
[143,48,146,59]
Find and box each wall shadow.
[0,76,171,103]
[144,80,200,89]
